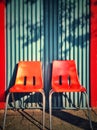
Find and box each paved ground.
[0,108,97,130]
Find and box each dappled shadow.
[57,0,90,47]
[19,0,89,52]
[6,0,90,56]
[5,0,91,109]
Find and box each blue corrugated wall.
[6,0,90,108]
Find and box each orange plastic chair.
[3,61,45,130]
[49,60,93,130]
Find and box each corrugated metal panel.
[6,0,90,109]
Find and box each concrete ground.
[0,108,97,130]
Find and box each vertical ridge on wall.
[6,0,90,109]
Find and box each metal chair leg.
[49,89,54,130]
[84,92,93,130]
[41,90,45,130]
[78,92,83,108]
[3,91,45,130]
[3,93,10,130]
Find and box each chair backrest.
[15,61,43,87]
[52,60,80,88]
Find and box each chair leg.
[84,92,93,130]
[3,93,10,130]
[41,90,45,130]
[49,89,54,130]
[78,92,83,108]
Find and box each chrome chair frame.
[3,61,45,130]
[49,60,93,130]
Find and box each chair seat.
[9,85,43,93]
[52,84,86,92]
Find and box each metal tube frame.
[3,93,10,130]
[49,89,54,130]
[49,90,93,130]
[3,91,45,130]
[41,90,46,130]
[83,92,93,130]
